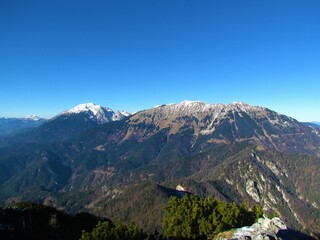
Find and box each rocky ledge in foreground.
[213,216,286,240]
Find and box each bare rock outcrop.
[214,216,287,240]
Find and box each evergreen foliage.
[162,195,262,239]
[81,222,148,240]
[0,202,102,240]
[81,221,163,240]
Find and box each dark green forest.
[0,202,101,240]
[162,195,262,239]
[0,196,263,240]
[82,195,263,240]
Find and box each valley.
[0,101,319,238]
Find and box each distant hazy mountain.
[1,103,130,144]
[302,122,320,129]
[311,122,320,127]
[0,101,319,237]
[0,116,46,136]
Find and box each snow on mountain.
[141,100,270,120]
[148,100,267,116]
[167,101,295,122]
[0,115,45,122]
[118,111,131,117]
[0,116,46,136]
[24,115,43,121]
[63,103,109,115]
[60,103,130,124]
[129,100,301,137]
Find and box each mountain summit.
[152,100,263,115]
[23,115,44,121]
[60,103,129,124]
[1,103,130,144]
[0,101,319,236]
[134,101,287,126]
[128,101,315,154]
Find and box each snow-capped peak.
[60,103,130,124]
[64,103,113,115]
[119,111,131,117]
[24,115,42,121]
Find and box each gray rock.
[231,216,287,240]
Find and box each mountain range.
[0,103,130,145]
[303,122,320,129]
[0,101,319,238]
[0,115,46,136]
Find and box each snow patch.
[24,115,42,121]
[119,111,131,117]
[176,185,186,191]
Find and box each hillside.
[0,101,319,237]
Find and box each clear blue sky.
[1,0,319,121]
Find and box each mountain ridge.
[0,101,319,237]
[58,102,130,124]
[0,103,130,145]
[1,101,319,124]
[0,116,46,136]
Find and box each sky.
[0,0,319,121]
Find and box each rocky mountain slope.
[0,101,319,237]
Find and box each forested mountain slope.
[0,101,319,236]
